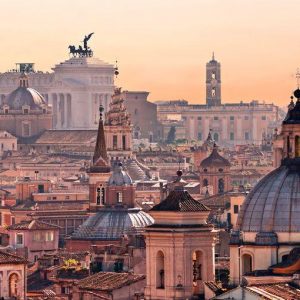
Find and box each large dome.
[3,74,46,110]
[237,161,300,233]
[71,208,154,240]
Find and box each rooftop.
[77,272,145,291]
[0,250,26,264]
[8,219,60,230]
[150,190,210,212]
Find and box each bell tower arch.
[206,52,221,106]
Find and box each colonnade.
[92,93,111,124]
[50,93,72,129]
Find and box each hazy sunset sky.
[0,0,299,105]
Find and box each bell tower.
[88,105,111,212]
[206,52,221,106]
[144,172,216,299]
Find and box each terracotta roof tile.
[8,220,60,230]
[0,250,26,264]
[150,190,210,212]
[78,272,145,291]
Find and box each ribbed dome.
[4,74,46,110]
[238,161,300,232]
[200,145,230,168]
[71,208,154,240]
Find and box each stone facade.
[144,184,216,299]
[121,90,162,141]
[0,251,26,300]
[0,56,115,129]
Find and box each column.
[59,94,65,129]
[52,94,58,129]
[67,94,72,128]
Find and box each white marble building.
[0,57,115,129]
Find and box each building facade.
[0,56,115,129]
[157,56,280,146]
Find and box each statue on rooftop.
[68,33,94,58]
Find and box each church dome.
[200,144,230,168]
[237,160,300,233]
[108,163,133,186]
[4,73,46,110]
[71,208,154,240]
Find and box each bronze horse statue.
[68,45,93,57]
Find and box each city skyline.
[1,0,300,105]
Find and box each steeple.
[90,105,110,173]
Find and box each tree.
[166,126,176,144]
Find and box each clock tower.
[206,53,221,106]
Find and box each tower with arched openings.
[144,172,217,299]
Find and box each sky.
[0,0,299,105]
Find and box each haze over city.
[2,2,300,300]
[1,0,299,104]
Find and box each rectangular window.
[230,116,234,121]
[23,123,30,137]
[38,185,44,193]
[61,287,70,294]
[244,116,249,120]
[230,132,234,141]
[122,135,126,150]
[46,231,54,242]
[117,192,123,203]
[198,133,202,141]
[234,205,239,214]
[214,116,219,121]
[33,232,41,241]
[245,132,250,140]
[262,115,266,120]
[197,116,202,120]
[16,233,23,245]
[113,135,118,150]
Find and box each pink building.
[7,219,60,262]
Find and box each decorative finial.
[212,51,215,61]
[99,105,104,121]
[114,60,119,78]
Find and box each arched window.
[203,179,208,187]
[156,251,165,289]
[96,187,105,205]
[242,254,252,275]
[218,178,224,193]
[192,250,203,295]
[213,132,219,142]
[9,273,19,298]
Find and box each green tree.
[166,126,176,144]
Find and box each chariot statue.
[68,33,94,57]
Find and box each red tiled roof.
[7,220,60,231]
[247,283,300,300]
[150,190,210,212]
[0,250,26,264]
[78,272,145,291]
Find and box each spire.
[91,105,110,172]
[212,51,215,61]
